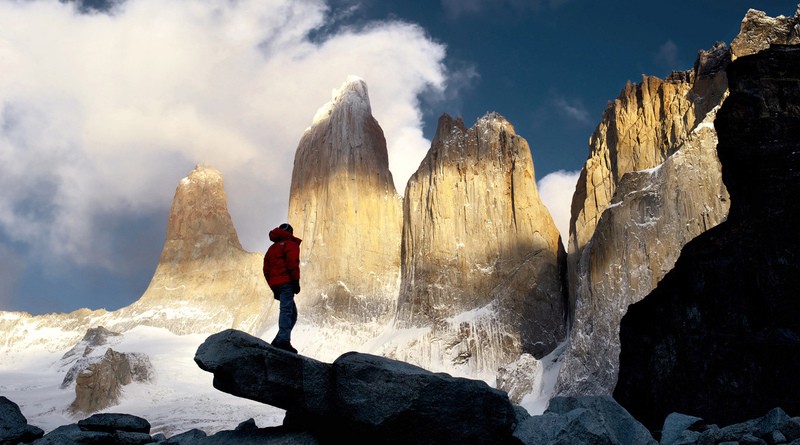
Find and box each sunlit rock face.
[566,46,728,322]
[556,106,730,396]
[392,113,566,376]
[287,77,403,328]
[115,165,274,335]
[729,6,800,59]
[559,43,730,397]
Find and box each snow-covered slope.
[0,319,562,437]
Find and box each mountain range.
[1,4,799,439]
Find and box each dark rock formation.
[614,45,800,431]
[194,329,518,444]
[0,396,44,444]
[69,348,154,414]
[659,407,800,445]
[33,413,151,444]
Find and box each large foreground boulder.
[194,329,518,444]
[0,396,44,444]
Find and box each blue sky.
[1,0,797,315]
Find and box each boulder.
[330,351,517,444]
[194,329,519,444]
[33,414,154,444]
[69,348,154,414]
[660,413,706,445]
[513,396,656,445]
[163,428,207,444]
[193,329,331,417]
[77,413,151,434]
[0,396,44,444]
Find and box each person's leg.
[290,299,298,331]
[273,284,296,345]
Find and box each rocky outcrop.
[614,45,800,430]
[658,408,800,445]
[566,50,726,319]
[392,113,566,376]
[114,165,274,335]
[60,326,122,365]
[0,396,43,444]
[69,347,154,414]
[730,6,800,59]
[194,329,518,444]
[287,76,403,328]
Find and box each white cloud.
[0,243,26,309]
[537,169,580,240]
[0,0,448,274]
[655,39,680,70]
[552,94,591,126]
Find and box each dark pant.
[272,284,297,343]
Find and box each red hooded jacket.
[263,227,302,289]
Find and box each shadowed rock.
[0,396,44,444]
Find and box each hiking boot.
[271,339,297,354]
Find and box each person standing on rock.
[263,223,302,353]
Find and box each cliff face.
[566,46,728,321]
[614,44,800,431]
[287,77,403,327]
[115,165,273,335]
[392,113,566,374]
[558,6,800,398]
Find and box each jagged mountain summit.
[114,165,274,335]
[288,76,403,330]
[388,113,566,379]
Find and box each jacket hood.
[269,227,302,244]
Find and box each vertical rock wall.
[287,77,403,328]
[392,113,566,376]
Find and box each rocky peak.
[393,112,566,372]
[160,164,242,263]
[730,7,800,59]
[288,77,402,331]
[113,165,273,335]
